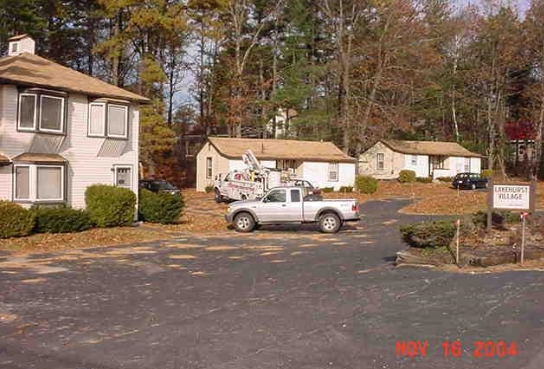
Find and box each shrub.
[205,185,214,193]
[339,186,353,193]
[436,176,453,182]
[398,170,416,183]
[481,169,494,178]
[139,189,185,224]
[0,201,35,239]
[355,175,378,194]
[321,187,335,193]
[400,220,456,248]
[33,206,92,233]
[416,177,433,183]
[85,185,136,227]
[472,211,519,229]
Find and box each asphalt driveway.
[1,199,543,369]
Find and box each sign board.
[487,180,536,232]
[492,184,532,211]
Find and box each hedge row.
[1,185,185,239]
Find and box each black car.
[139,179,180,195]
[452,173,488,190]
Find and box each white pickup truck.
[225,186,359,233]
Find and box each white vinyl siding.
[88,102,106,136]
[107,104,128,138]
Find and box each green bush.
[436,176,453,182]
[339,186,353,193]
[355,175,378,194]
[139,189,185,224]
[398,170,416,183]
[321,187,335,193]
[400,220,456,248]
[205,185,214,193]
[85,185,136,227]
[33,206,92,233]
[0,201,35,239]
[481,169,494,178]
[416,177,433,183]
[472,210,519,229]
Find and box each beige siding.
[196,142,230,192]
[358,142,404,179]
[0,85,139,208]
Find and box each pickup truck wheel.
[319,212,341,233]
[233,212,256,233]
[214,189,223,203]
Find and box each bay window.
[18,91,65,134]
[14,164,65,202]
[88,101,129,139]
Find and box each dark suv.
[452,173,488,190]
[139,179,180,195]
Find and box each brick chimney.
[8,34,35,56]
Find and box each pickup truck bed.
[225,186,359,233]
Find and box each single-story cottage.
[359,140,482,179]
[196,137,356,191]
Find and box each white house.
[267,108,298,138]
[196,137,356,191]
[359,140,482,179]
[0,35,148,208]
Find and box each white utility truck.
[213,150,316,202]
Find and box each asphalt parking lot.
[1,199,543,369]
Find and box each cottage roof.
[0,52,149,103]
[381,140,482,158]
[207,137,355,163]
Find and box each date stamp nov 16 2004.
[396,340,519,358]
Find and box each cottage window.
[11,42,18,53]
[114,166,132,189]
[432,156,447,169]
[206,157,213,179]
[328,162,339,181]
[88,102,128,139]
[18,92,65,134]
[377,153,385,170]
[464,158,471,172]
[411,155,417,166]
[14,164,65,202]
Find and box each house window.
[15,166,30,200]
[464,158,471,172]
[114,166,132,188]
[18,92,65,134]
[14,164,65,202]
[328,162,339,181]
[206,157,213,179]
[432,156,447,169]
[377,153,385,170]
[37,166,63,200]
[88,102,129,139]
[411,155,417,166]
[11,42,18,53]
